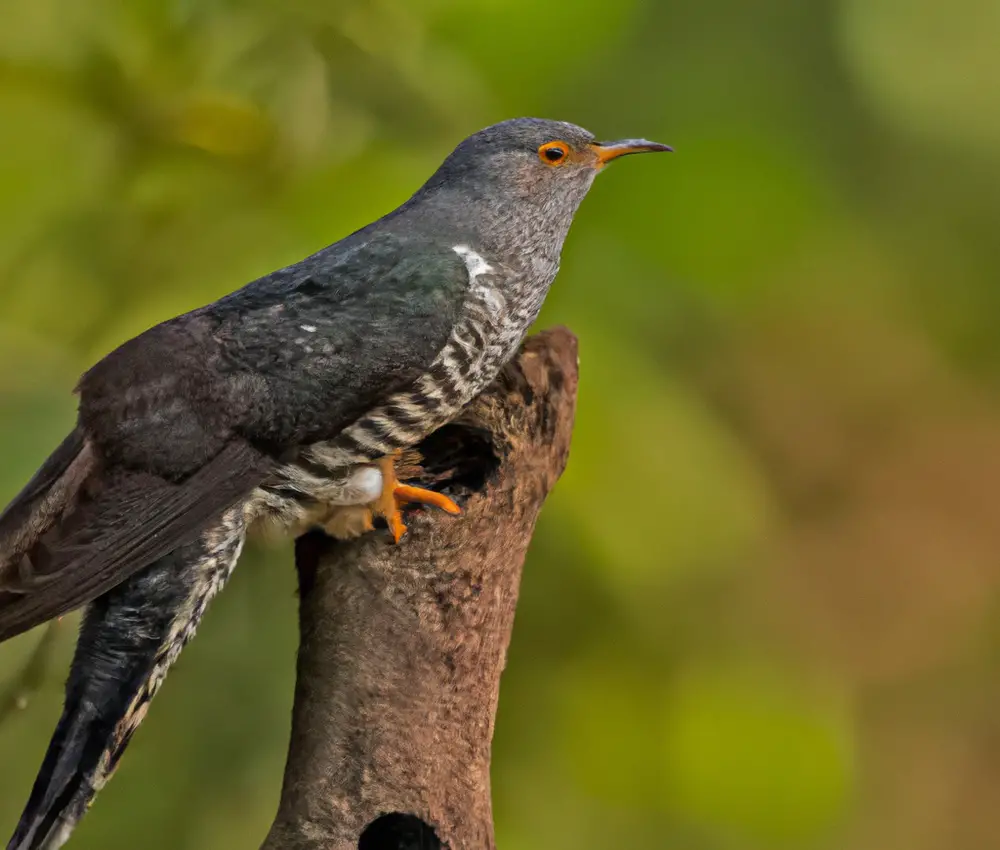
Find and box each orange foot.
[372,451,461,543]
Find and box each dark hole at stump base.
[358,813,443,850]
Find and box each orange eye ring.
[538,140,570,166]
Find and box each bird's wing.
[0,440,270,642]
[0,427,92,577]
[206,230,475,447]
[77,231,473,458]
[0,233,472,641]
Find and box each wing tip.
[1,429,94,577]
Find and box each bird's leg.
[371,451,461,543]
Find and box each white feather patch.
[452,244,494,280]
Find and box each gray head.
[420,117,670,202]
[402,118,671,260]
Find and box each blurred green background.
[3,0,1000,847]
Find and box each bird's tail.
[0,428,95,583]
[6,693,105,850]
[6,509,247,850]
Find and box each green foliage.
[664,665,852,844]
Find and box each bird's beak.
[589,139,673,169]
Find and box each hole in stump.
[416,423,500,497]
[358,812,443,849]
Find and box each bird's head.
[396,118,670,265]
[418,117,671,217]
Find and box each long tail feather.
[6,507,247,850]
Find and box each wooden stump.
[261,328,579,850]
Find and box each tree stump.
[261,328,579,850]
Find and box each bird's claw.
[373,453,461,543]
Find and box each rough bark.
[261,327,579,850]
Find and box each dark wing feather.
[0,440,270,642]
[0,428,86,522]
[0,428,93,576]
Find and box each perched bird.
[0,117,670,849]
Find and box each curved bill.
[590,139,673,168]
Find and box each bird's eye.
[538,141,570,165]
